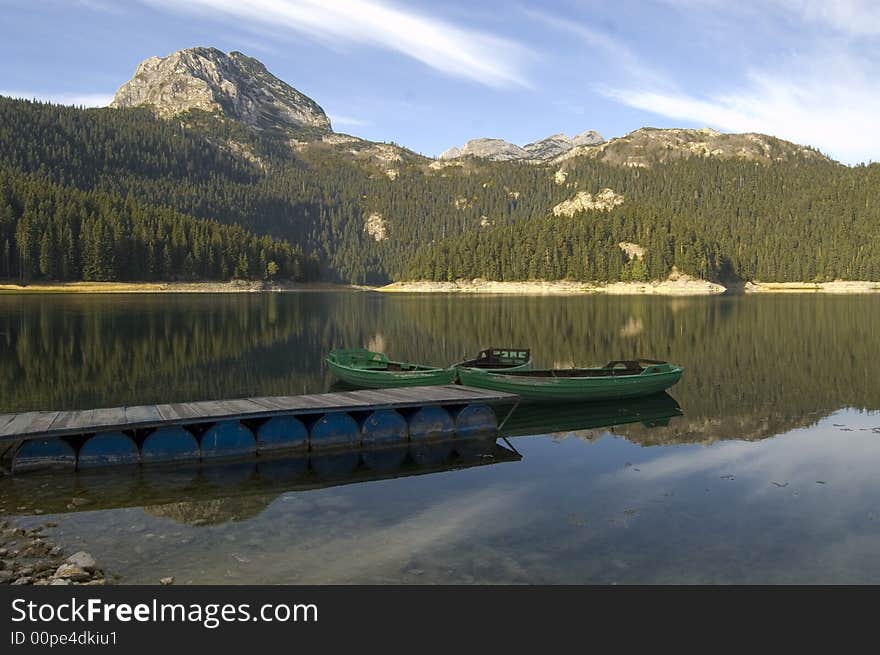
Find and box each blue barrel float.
[361,410,408,447]
[201,421,256,459]
[13,438,76,473]
[310,412,360,451]
[141,426,199,464]
[256,416,309,453]
[452,404,498,438]
[78,431,140,469]
[408,406,454,441]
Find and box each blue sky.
[1,0,878,164]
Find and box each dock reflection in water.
[0,395,683,523]
[1,437,520,522]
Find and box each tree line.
[1,97,879,284]
[0,170,317,282]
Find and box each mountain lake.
[1,291,879,584]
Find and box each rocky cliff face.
[110,47,332,133]
[440,138,528,161]
[523,131,604,160]
[440,130,605,162]
[556,127,830,166]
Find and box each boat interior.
[457,348,531,369]
[493,360,669,378]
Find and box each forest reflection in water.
[1,291,877,442]
[2,291,880,583]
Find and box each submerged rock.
[66,551,97,571]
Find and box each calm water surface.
[1,292,879,583]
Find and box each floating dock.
[0,386,518,475]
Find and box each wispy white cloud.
[0,90,113,107]
[522,8,664,87]
[776,0,880,36]
[328,114,370,128]
[142,0,532,88]
[598,1,880,163]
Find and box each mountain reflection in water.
[2,292,880,583]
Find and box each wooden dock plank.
[0,386,518,442]
[0,411,60,438]
[218,399,267,416]
[48,410,90,431]
[0,414,16,433]
[247,397,293,411]
[124,405,163,424]
[191,400,237,420]
[156,403,207,422]
[67,410,99,431]
[339,390,396,407]
[90,407,128,431]
[294,393,351,409]
[370,387,440,403]
[155,404,180,421]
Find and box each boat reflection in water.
[501,392,683,438]
[0,394,683,523]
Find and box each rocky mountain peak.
[110,46,332,133]
[440,130,606,162]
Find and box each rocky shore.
[0,281,370,294]
[743,280,880,293]
[377,277,726,296]
[0,519,106,586]
[379,278,880,296]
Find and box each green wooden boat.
[456,359,684,403]
[326,348,456,388]
[452,347,532,372]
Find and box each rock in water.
[65,551,97,572]
[53,563,90,582]
[111,47,332,133]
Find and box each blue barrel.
[78,431,140,468]
[201,421,256,459]
[361,445,409,473]
[361,410,408,447]
[408,406,454,441]
[310,451,360,478]
[13,438,76,473]
[310,412,359,451]
[453,404,498,437]
[141,426,199,464]
[409,441,454,468]
[258,454,309,482]
[256,416,308,453]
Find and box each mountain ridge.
[108,47,834,169]
[440,130,605,162]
